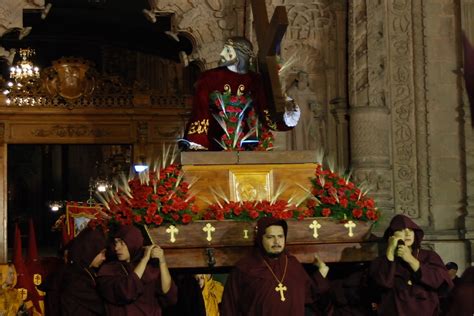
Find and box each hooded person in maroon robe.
[445,266,474,316]
[182,37,300,151]
[97,225,177,316]
[59,227,107,316]
[220,217,332,316]
[369,214,453,316]
[39,238,75,316]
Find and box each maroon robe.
[184,67,290,150]
[369,215,453,316]
[220,217,332,316]
[445,266,474,316]
[97,225,178,316]
[59,227,107,316]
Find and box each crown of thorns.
[225,38,256,59]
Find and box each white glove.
[283,96,301,127]
[188,141,207,150]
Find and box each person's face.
[195,274,210,289]
[393,228,415,247]
[262,225,285,255]
[90,249,106,268]
[219,44,238,67]
[448,269,458,279]
[114,238,131,262]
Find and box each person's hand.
[150,245,165,261]
[143,245,156,261]
[396,244,415,263]
[313,253,329,278]
[386,234,403,260]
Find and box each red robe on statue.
[185,67,290,150]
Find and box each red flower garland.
[306,164,380,222]
[104,164,198,227]
[202,199,314,221]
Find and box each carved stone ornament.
[43,57,96,101]
[32,125,110,138]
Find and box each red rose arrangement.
[210,91,274,151]
[102,164,199,227]
[202,199,314,222]
[306,164,380,222]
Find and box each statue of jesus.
[181,37,300,151]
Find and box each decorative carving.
[152,1,243,68]
[230,170,271,202]
[286,2,332,41]
[387,0,420,219]
[44,57,96,101]
[137,121,148,145]
[0,123,4,140]
[0,0,46,37]
[353,169,392,194]
[154,126,182,138]
[31,125,110,138]
[348,1,395,217]
[348,0,369,108]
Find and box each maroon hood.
[383,215,424,249]
[69,228,106,268]
[115,225,144,262]
[254,217,288,254]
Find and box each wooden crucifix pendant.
[275,282,287,302]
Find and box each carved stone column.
[461,0,474,265]
[0,123,6,262]
[331,99,349,168]
[348,0,394,224]
[350,107,393,210]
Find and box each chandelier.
[3,48,44,106]
[9,48,40,81]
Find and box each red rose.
[322,208,331,217]
[352,208,363,218]
[249,210,259,219]
[181,214,192,224]
[153,215,163,225]
[340,198,348,208]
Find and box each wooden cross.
[275,282,287,301]
[309,220,322,239]
[165,225,179,243]
[250,0,289,115]
[243,229,249,239]
[203,223,216,242]
[344,220,356,237]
